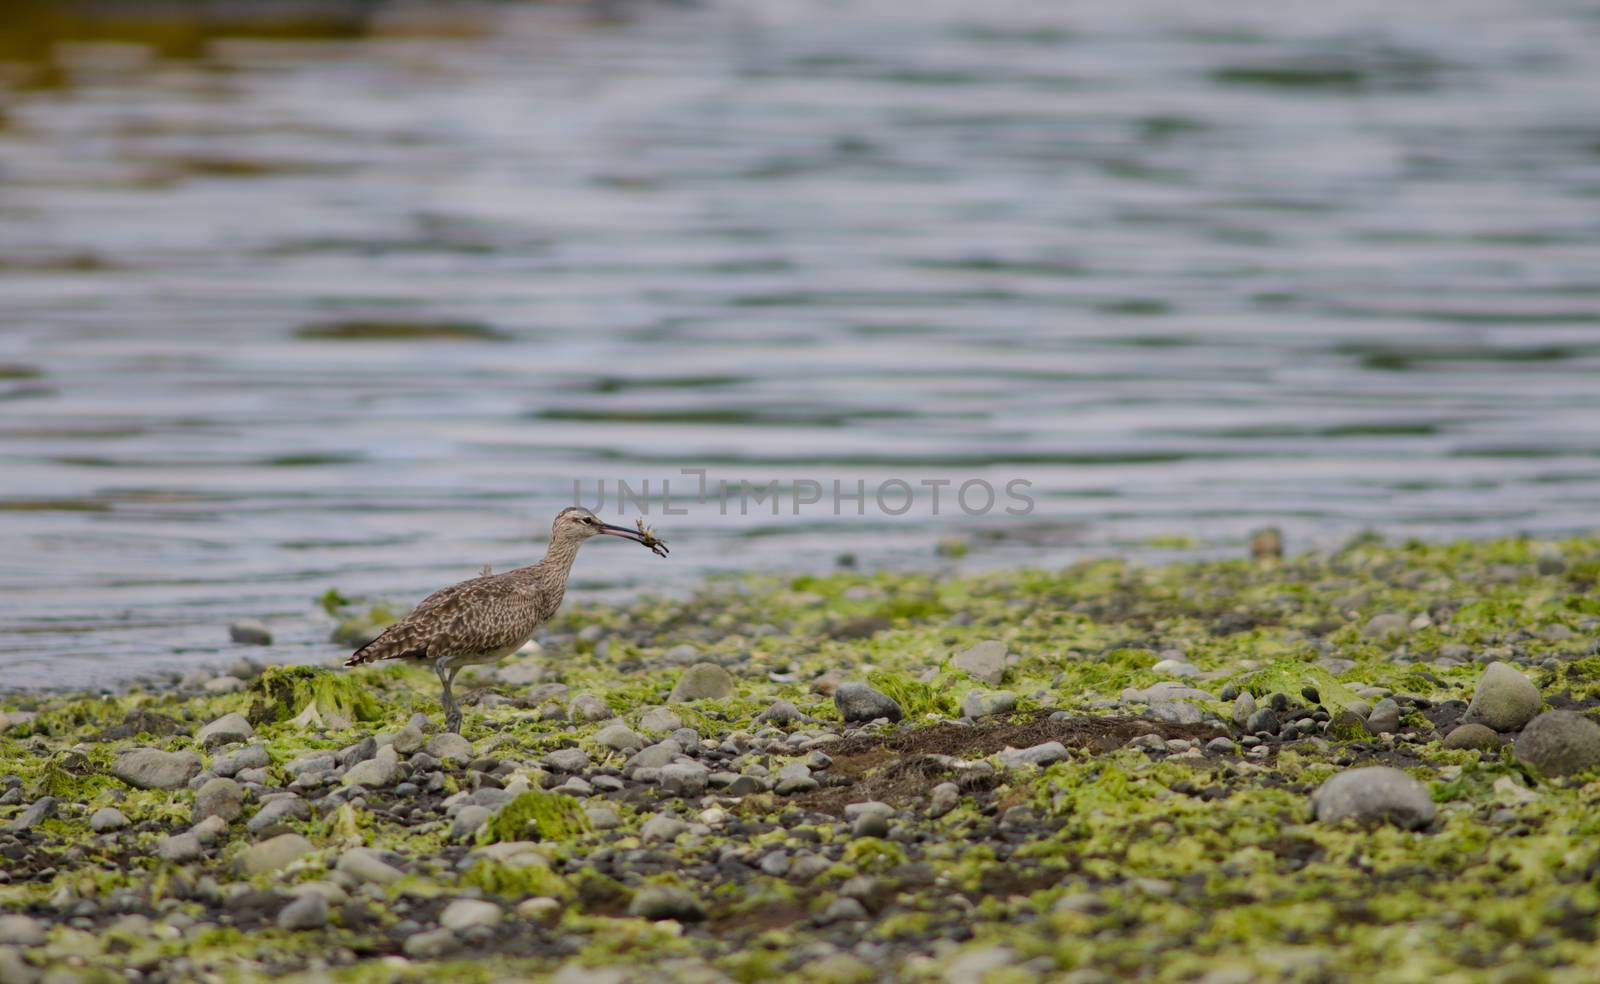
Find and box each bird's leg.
[435,658,463,734]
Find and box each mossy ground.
[1,534,1598,982]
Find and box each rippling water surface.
[2,0,1598,688]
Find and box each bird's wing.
[344,575,535,666]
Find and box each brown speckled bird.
[345,507,668,733]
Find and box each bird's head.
[552,507,669,557]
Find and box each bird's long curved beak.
[598,523,669,557]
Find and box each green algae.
[245,665,384,728]
[478,791,589,844]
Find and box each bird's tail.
[344,623,422,667]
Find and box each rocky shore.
[2,534,1599,983]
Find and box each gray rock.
[660,762,710,797]
[1514,711,1600,777]
[595,724,645,751]
[851,813,889,838]
[6,798,56,832]
[543,748,590,773]
[337,847,404,884]
[241,833,315,875]
[662,644,702,666]
[1462,661,1543,733]
[628,885,705,922]
[668,663,736,703]
[212,743,270,778]
[192,814,228,844]
[90,807,128,832]
[822,897,868,922]
[1366,698,1402,734]
[229,618,273,645]
[285,752,337,777]
[638,707,684,734]
[451,805,491,841]
[158,832,204,863]
[389,724,426,755]
[1151,658,1200,678]
[426,734,474,764]
[960,689,1017,719]
[440,898,502,932]
[194,777,244,823]
[1245,708,1280,735]
[1231,692,1258,729]
[640,815,689,845]
[1228,694,1254,732]
[1312,767,1435,829]
[928,783,960,818]
[584,805,621,830]
[1362,613,1410,640]
[343,747,403,788]
[1205,737,1236,755]
[834,683,903,723]
[1327,708,1371,740]
[277,892,328,931]
[1147,700,1205,725]
[998,742,1069,768]
[113,748,203,790]
[196,712,254,749]
[0,915,45,947]
[953,640,1010,685]
[756,700,803,725]
[248,797,310,835]
[569,693,612,723]
[403,927,458,959]
[628,740,683,770]
[1444,724,1502,751]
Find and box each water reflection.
[0,0,1597,688]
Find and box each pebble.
[159,832,205,863]
[583,805,621,830]
[960,689,1017,719]
[336,847,404,884]
[426,734,474,764]
[640,815,689,845]
[1443,723,1502,751]
[638,707,685,734]
[952,640,1011,685]
[343,747,404,788]
[440,898,502,932]
[247,797,310,835]
[1461,661,1543,733]
[90,807,128,832]
[1205,737,1236,755]
[194,777,245,823]
[517,897,563,925]
[388,723,426,755]
[821,897,868,922]
[451,805,491,841]
[928,783,960,818]
[404,927,459,959]
[660,761,710,797]
[1514,711,1600,777]
[1366,698,1402,734]
[997,741,1069,768]
[662,644,702,665]
[852,813,890,838]
[229,618,273,645]
[277,892,328,931]
[196,713,255,749]
[569,693,612,722]
[668,663,736,703]
[595,724,645,751]
[833,683,903,723]
[1245,708,1280,736]
[756,699,804,725]
[7,797,56,832]
[112,748,203,790]
[628,885,705,922]
[543,748,590,773]
[1151,659,1200,678]
[0,915,45,947]
[1311,767,1435,829]
[241,834,315,875]
[192,815,228,844]
[1362,613,1410,640]
[1231,692,1258,729]
[212,744,270,778]
[1147,700,1205,725]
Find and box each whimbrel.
[345,507,668,733]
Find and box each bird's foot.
[445,710,463,734]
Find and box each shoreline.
[1,534,1598,981]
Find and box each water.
[2,0,1598,689]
